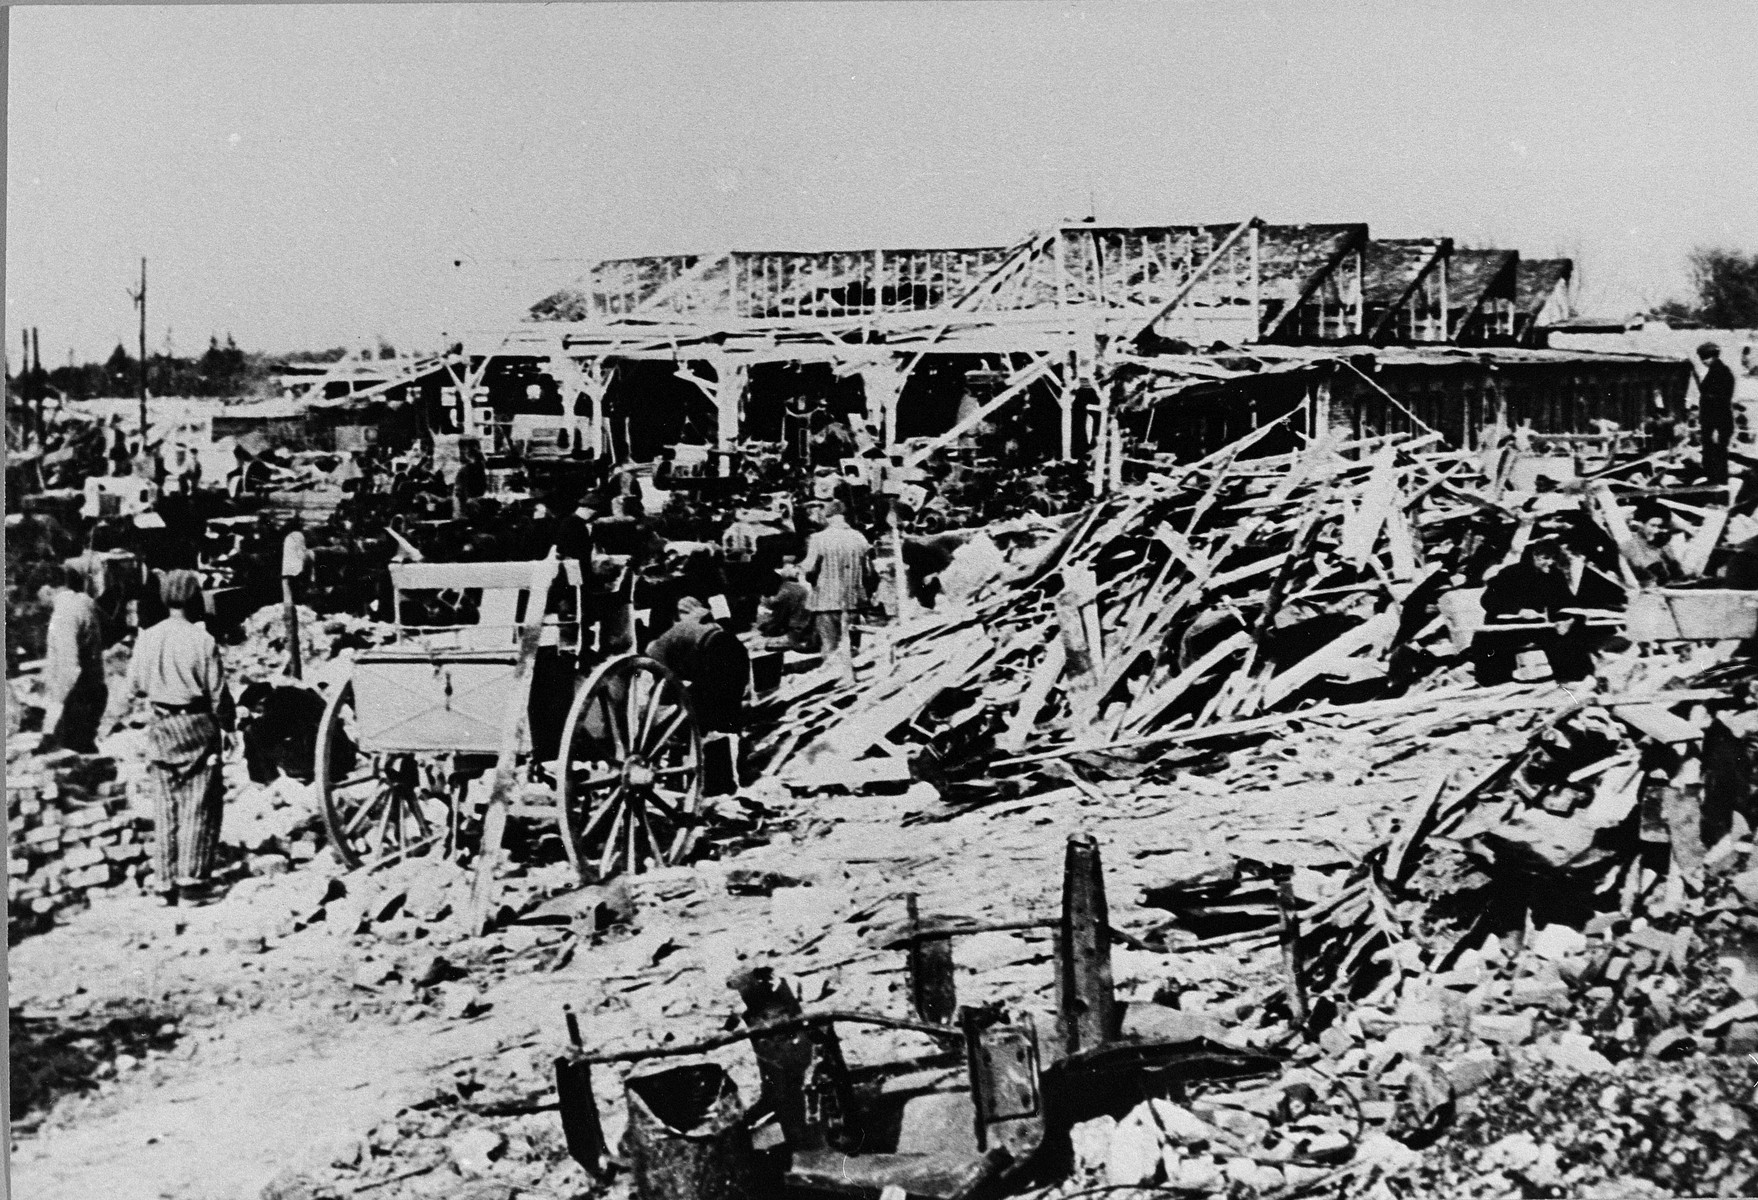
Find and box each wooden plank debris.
[750,422,1743,802]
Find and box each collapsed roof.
[526,218,1569,353]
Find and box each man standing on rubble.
[127,570,235,906]
[801,500,871,685]
[1698,341,1736,486]
[38,564,107,754]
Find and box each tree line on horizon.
[8,335,404,404]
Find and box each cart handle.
[559,1009,964,1067]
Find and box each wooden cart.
[313,557,705,883]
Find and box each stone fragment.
[1528,924,1588,962]
[1148,1099,1218,1145]
[1644,1028,1695,1059]
[1472,1012,1533,1045]
[259,1169,318,1200]
[1541,1032,1612,1074]
[1067,1115,1116,1175]
[1119,1004,1228,1044]
[1701,1101,1753,1141]
[1355,1132,1421,1171]
[1201,1105,1271,1148]
[1703,998,1758,1034]
[1105,1104,1161,1187]
[1447,1048,1501,1094]
[1174,1155,1222,1189]
[447,1128,505,1176]
[1624,925,1674,954]
[1509,974,1571,1010]
[1731,867,1758,905]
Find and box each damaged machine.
[553,833,1282,1199]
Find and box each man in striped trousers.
[801,501,872,687]
[128,570,235,905]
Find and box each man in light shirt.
[128,570,235,905]
[38,564,107,754]
[801,501,871,686]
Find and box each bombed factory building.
[399,219,1686,475]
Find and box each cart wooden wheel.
[316,681,458,870]
[556,655,704,883]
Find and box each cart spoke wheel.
[557,655,704,883]
[317,682,459,870]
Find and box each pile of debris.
[7,744,153,937]
[762,428,1527,795]
[229,604,391,687]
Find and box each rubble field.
[10,428,1758,1200]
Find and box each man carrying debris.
[127,570,235,905]
[38,563,108,754]
[1471,538,1609,686]
[1698,341,1736,485]
[801,500,871,685]
[647,595,749,733]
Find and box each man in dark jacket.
[1471,537,1616,686]
[751,562,818,653]
[1698,341,1737,485]
[554,494,597,565]
[648,596,749,733]
[237,680,327,784]
[451,440,489,518]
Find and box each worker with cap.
[127,570,235,905]
[38,563,107,754]
[750,559,819,653]
[1698,341,1736,485]
[647,595,750,733]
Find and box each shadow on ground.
[9,1003,183,1133]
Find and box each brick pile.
[7,747,154,938]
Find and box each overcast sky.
[7,2,1757,362]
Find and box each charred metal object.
[553,831,1285,1199]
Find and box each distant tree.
[1689,248,1758,328]
[1657,247,1758,328]
[105,343,135,387]
[199,333,254,396]
[377,340,397,360]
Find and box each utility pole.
[32,328,44,449]
[22,327,33,445]
[127,258,148,444]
